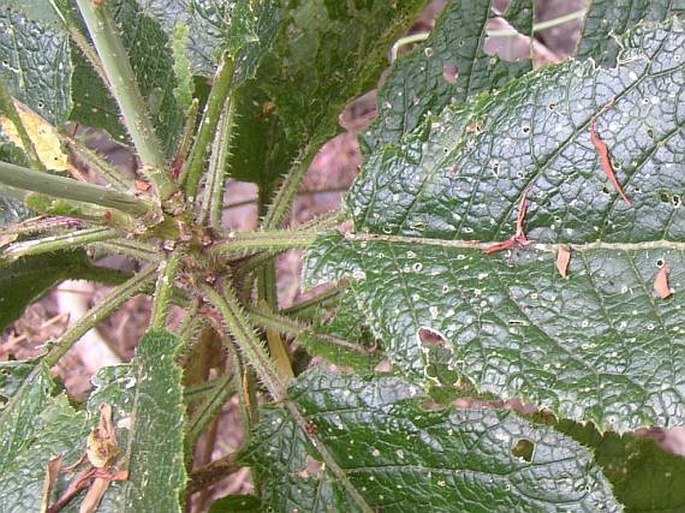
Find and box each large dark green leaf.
[230,0,427,186]
[0,251,96,331]
[132,0,259,76]
[241,370,619,512]
[305,19,685,431]
[0,331,186,512]
[0,363,90,512]
[576,0,685,65]
[362,0,534,154]
[0,4,72,125]
[557,420,685,513]
[86,330,187,512]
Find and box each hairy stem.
[49,0,110,89]
[261,142,319,229]
[201,283,286,400]
[149,247,185,330]
[247,304,373,356]
[281,284,345,320]
[201,283,373,512]
[43,265,157,367]
[198,100,235,228]
[181,54,235,200]
[59,131,136,191]
[0,160,152,216]
[187,453,241,495]
[92,239,161,262]
[209,228,320,257]
[74,0,177,200]
[185,371,233,448]
[2,227,119,262]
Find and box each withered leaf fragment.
[654,265,672,299]
[555,246,571,278]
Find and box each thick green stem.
[209,228,319,257]
[93,239,161,262]
[74,0,177,200]
[181,54,234,200]
[2,227,119,262]
[198,100,235,228]
[43,265,157,367]
[149,247,185,330]
[0,160,152,216]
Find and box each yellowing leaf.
[86,403,120,469]
[0,101,68,171]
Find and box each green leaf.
[70,0,186,158]
[558,420,685,513]
[68,45,128,145]
[0,251,95,331]
[2,0,65,27]
[295,289,381,373]
[208,494,261,513]
[0,361,34,409]
[305,19,685,431]
[230,0,427,186]
[0,363,90,512]
[0,4,72,125]
[0,333,185,512]
[0,114,38,226]
[130,0,259,76]
[576,0,685,65]
[87,330,187,512]
[240,370,619,512]
[362,0,533,154]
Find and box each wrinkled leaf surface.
[305,20,685,431]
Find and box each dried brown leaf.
[555,246,571,278]
[654,265,672,299]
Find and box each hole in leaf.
[511,439,534,462]
[442,63,458,84]
[673,195,682,207]
[295,456,323,479]
[656,258,665,268]
[418,327,447,348]
[647,128,655,139]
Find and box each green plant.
[1,0,684,511]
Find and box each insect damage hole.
[418,327,448,348]
[511,438,535,462]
